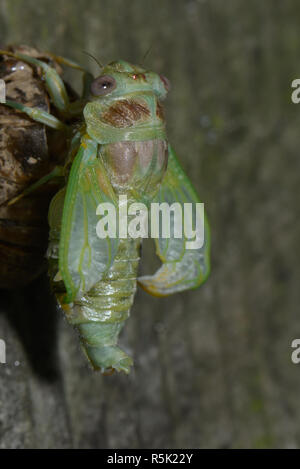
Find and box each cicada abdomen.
[0,45,67,288]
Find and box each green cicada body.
[1,52,210,374]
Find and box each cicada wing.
[138,145,210,296]
[59,136,119,302]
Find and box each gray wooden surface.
[0,0,300,448]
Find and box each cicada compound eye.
[90,75,116,96]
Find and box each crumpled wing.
[138,145,210,296]
[59,135,119,302]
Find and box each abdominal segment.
[49,237,141,374]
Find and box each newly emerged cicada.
[0,48,210,374]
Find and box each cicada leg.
[4,100,68,130]
[6,166,65,206]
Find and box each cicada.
[0,49,210,374]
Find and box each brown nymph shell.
[0,45,68,288]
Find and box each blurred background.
[0,0,299,449]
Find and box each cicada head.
[83,60,170,145]
[89,60,170,101]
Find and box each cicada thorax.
[100,139,168,200]
[86,87,169,199]
[0,45,68,288]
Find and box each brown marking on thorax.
[102,99,150,128]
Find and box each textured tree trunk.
[0,0,299,449]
